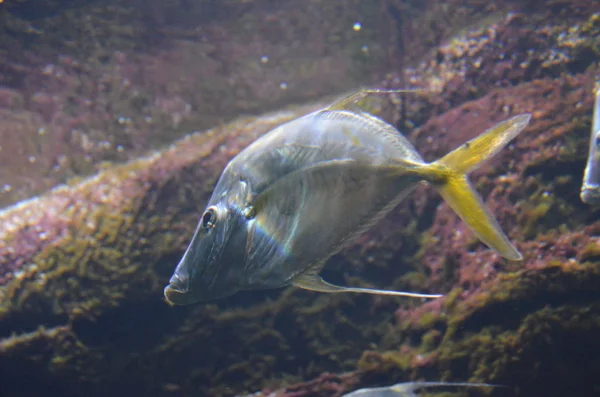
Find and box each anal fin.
[292,272,442,299]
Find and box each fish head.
[164,177,251,305]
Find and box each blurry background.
[1,1,599,397]
[0,0,509,209]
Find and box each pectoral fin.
[292,272,442,299]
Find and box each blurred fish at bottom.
[164,89,531,305]
[342,381,497,397]
[237,380,500,397]
[581,83,600,204]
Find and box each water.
[0,1,599,397]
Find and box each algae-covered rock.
[1,1,600,397]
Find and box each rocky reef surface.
[1,1,600,397]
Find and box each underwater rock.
[355,260,600,397]
[0,0,392,208]
[239,372,359,397]
[0,2,600,397]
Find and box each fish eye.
[201,207,217,229]
[242,205,255,220]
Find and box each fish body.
[164,90,530,305]
[581,84,600,204]
[341,381,497,397]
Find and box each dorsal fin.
[326,88,426,111]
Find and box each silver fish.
[164,89,530,305]
[342,381,497,397]
[581,84,600,204]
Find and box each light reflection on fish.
[164,89,530,305]
[341,381,497,397]
[580,84,600,204]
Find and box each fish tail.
[415,114,531,261]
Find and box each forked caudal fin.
[292,272,442,299]
[416,114,531,261]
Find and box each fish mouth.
[164,274,190,305]
[164,284,186,305]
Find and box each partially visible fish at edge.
[164,89,531,305]
[581,83,600,204]
[341,381,499,397]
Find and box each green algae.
[519,193,554,240]
[350,267,594,397]
[361,260,600,393]
[2,2,600,397]
[579,241,600,263]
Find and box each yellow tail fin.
[417,114,531,261]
